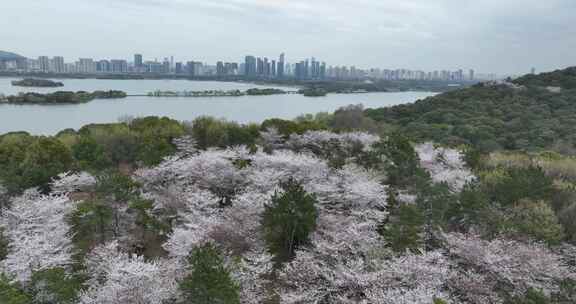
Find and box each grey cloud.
[1,0,575,74]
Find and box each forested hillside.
[365,67,576,153]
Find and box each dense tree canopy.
[366,70,576,153]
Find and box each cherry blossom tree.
[79,241,182,304]
[50,171,96,194]
[443,233,576,297]
[416,143,475,191]
[279,250,453,303]
[0,190,74,284]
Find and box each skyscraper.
[162,58,170,74]
[110,60,128,73]
[175,62,183,74]
[244,56,256,76]
[134,54,143,67]
[264,57,270,76]
[38,56,50,73]
[217,61,225,76]
[257,57,264,75]
[186,61,196,76]
[77,58,96,74]
[277,53,285,78]
[52,56,65,73]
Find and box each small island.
[11,78,64,87]
[299,87,328,97]
[0,90,127,105]
[245,88,287,96]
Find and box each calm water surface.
[0,77,436,135]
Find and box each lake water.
[0,77,436,135]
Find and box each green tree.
[0,228,9,261]
[377,133,429,188]
[130,116,185,166]
[0,274,31,304]
[72,136,111,171]
[68,200,113,257]
[509,200,564,245]
[128,198,170,258]
[95,171,140,203]
[505,288,551,304]
[445,182,490,233]
[0,134,74,193]
[485,166,555,206]
[261,178,318,262]
[29,268,84,304]
[191,116,229,150]
[180,243,240,304]
[379,204,425,254]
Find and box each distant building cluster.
[0,52,485,81]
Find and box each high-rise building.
[110,60,128,73]
[277,53,285,78]
[216,61,225,76]
[97,60,110,73]
[257,57,264,75]
[77,58,96,74]
[145,61,163,74]
[175,62,183,74]
[320,62,326,79]
[271,60,276,76]
[134,54,143,67]
[52,56,65,73]
[244,56,256,76]
[38,56,50,73]
[162,58,170,74]
[469,69,475,81]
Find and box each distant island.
[11,78,64,87]
[0,90,127,105]
[299,87,328,97]
[147,88,291,98]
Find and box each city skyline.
[2,1,575,75]
[1,51,485,81]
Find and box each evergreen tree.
[0,274,31,304]
[380,204,425,254]
[261,178,318,262]
[180,243,240,304]
[29,268,83,304]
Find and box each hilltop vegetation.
[366,67,576,153]
[513,67,576,89]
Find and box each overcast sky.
[2,0,575,75]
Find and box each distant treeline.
[0,90,127,104]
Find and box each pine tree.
[180,243,240,304]
[261,178,318,263]
[380,204,425,254]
